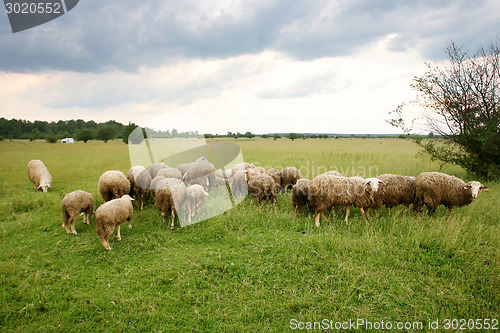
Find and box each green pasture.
[0,138,498,332]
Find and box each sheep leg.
[161,212,166,224]
[344,206,350,225]
[170,211,175,230]
[116,225,122,241]
[371,209,378,218]
[360,207,370,226]
[70,216,78,235]
[140,199,144,211]
[314,213,321,228]
[99,234,111,251]
[127,218,132,230]
[365,209,371,219]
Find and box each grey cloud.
[0,0,498,73]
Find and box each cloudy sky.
[1,0,499,134]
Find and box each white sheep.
[183,184,209,225]
[98,170,131,202]
[414,172,489,215]
[155,178,186,230]
[95,195,134,251]
[309,174,385,227]
[148,162,168,179]
[156,167,183,180]
[127,166,152,210]
[369,174,416,216]
[61,190,94,235]
[27,159,52,192]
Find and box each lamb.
[309,174,385,227]
[95,195,134,251]
[155,178,187,230]
[98,170,131,202]
[281,167,301,191]
[182,157,215,190]
[213,169,233,187]
[291,178,312,214]
[148,162,168,179]
[150,175,167,196]
[156,167,182,180]
[231,170,248,197]
[183,184,210,225]
[127,166,152,210]
[369,174,416,216]
[61,190,94,235]
[27,159,52,192]
[413,172,489,215]
[265,168,281,190]
[246,169,279,210]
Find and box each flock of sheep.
[27,157,490,251]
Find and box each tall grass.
[0,139,498,331]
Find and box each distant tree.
[77,128,95,143]
[261,134,269,138]
[97,126,116,143]
[244,131,255,138]
[273,133,281,141]
[428,132,434,138]
[287,133,299,141]
[0,136,4,141]
[46,136,58,143]
[122,123,144,144]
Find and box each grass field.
[0,138,498,332]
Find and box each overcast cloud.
[0,0,499,133]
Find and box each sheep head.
[464,181,489,199]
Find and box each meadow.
[0,138,498,332]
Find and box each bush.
[46,136,58,143]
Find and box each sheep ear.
[364,180,370,186]
[378,180,386,185]
[464,184,471,189]
[37,185,42,189]
[204,191,209,196]
[480,186,489,191]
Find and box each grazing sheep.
[156,167,183,180]
[27,159,52,192]
[231,162,256,175]
[281,167,301,191]
[183,157,215,190]
[98,170,131,202]
[61,190,94,235]
[148,162,168,179]
[177,163,190,177]
[321,170,343,177]
[95,195,134,251]
[247,169,279,210]
[150,175,167,196]
[265,168,281,190]
[231,170,248,197]
[292,178,312,214]
[414,172,489,215]
[369,174,416,216]
[213,169,233,187]
[254,166,266,173]
[127,166,152,210]
[183,184,209,225]
[309,174,385,227]
[155,178,186,230]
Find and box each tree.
[97,126,117,143]
[244,131,255,138]
[122,123,140,144]
[273,133,281,141]
[389,40,500,179]
[77,128,95,143]
[287,132,299,141]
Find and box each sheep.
[291,178,312,214]
[95,195,134,251]
[231,162,256,175]
[281,167,301,191]
[61,190,94,235]
[368,174,416,216]
[150,175,167,196]
[246,169,279,210]
[413,172,489,215]
[182,157,215,190]
[155,178,186,230]
[213,169,233,187]
[98,170,131,202]
[156,167,182,180]
[127,166,152,210]
[321,170,343,177]
[183,184,209,225]
[309,174,385,227]
[231,170,248,197]
[27,159,52,192]
[148,162,168,179]
[265,168,281,190]
[177,163,190,177]
[254,166,266,173]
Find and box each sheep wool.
[265,168,281,190]
[155,178,186,230]
[292,178,312,214]
[231,170,248,197]
[414,172,489,215]
[369,174,416,214]
[127,166,152,210]
[98,170,131,202]
[27,159,52,192]
[183,184,209,225]
[148,162,168,179]
[281,167,301,191]
[247,170,279,210]
[156,167,183,180]
[61,190,94,235]
[95,195,134,251]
